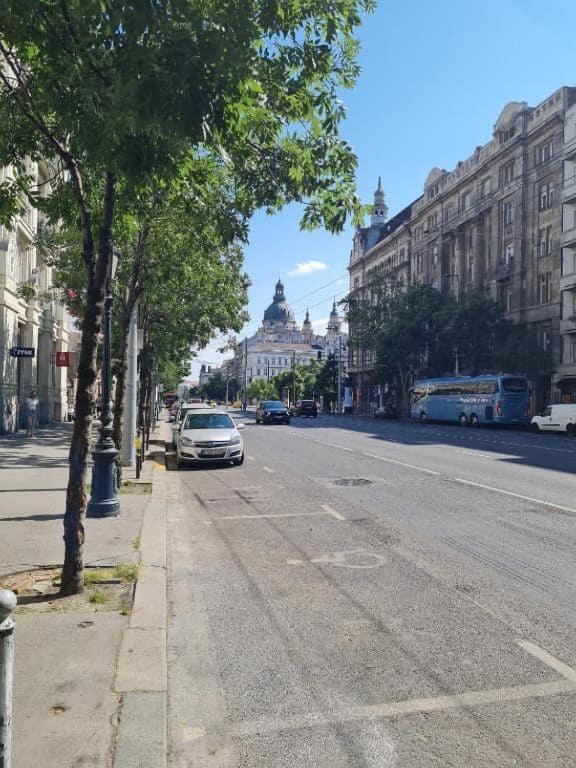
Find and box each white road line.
[231,680,574,737]
[197,511,329,524]
[321,504,346,521]
[262,466,274,473]
[454,478,576,515]
[247,455,256,461]
[455,450,496,459]
[517,640,576,684]
[362,452,441,476]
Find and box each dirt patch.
[120,481,152,495]
[0,566,135,615]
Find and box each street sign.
[9,347,35,358]
[55,351,70,367]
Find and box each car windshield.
[183,413,234,430]
[263,401,285,410]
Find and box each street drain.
[331,478,372,487]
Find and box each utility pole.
[454,347,460,376]
[243,337,248,411]
[121,305,138,467]
[337,336,342,415]
[292,350,296,407]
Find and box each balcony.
[562,228,576,248]
[563,175,576,204]
[496,259,514,281]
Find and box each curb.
[113,445,168,768]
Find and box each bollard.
[0,589,17,768]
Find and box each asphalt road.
[166,412,576,767]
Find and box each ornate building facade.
[0,161,70,433]
[349,85,576,411]
[231,279,347,392]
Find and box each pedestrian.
[25,390,38,437]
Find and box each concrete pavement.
[0,421,163,768]
[166,412,576,766]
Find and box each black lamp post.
[87,248,121,518]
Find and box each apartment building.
[349,86,576,411]
[0,161,70,433]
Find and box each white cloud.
[311,317,329,331]
[288,260,328,276]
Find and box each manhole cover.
[331,478,372,487]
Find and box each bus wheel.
[459,413,468,427]
[419,411,428,423]
[470,413,479,427]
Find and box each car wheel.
[531,422,540,433]
[459,413,468,427]
[566,423,574,436]
[234,453,245,466]
[419,411,427,423]
[470,413,479,427]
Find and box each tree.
[315,353,338,410]
[247,379,277,401]
[0,0,372,593]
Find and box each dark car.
[296,399,318,418]
[256,400,291,424]
[374,404,398,419]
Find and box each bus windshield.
[502,378,529,392]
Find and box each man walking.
[25,390,38,437]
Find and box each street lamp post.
[87,248,121,518]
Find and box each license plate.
[200,448,226,457]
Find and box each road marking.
[197,511,328,523]
[517,640,576,683]
[262,466,274,473]
[362,452,441,476]
[321,503,346,521]
[454,478,576,515]
[455,450,496,459]
[286,549,387,569]
[231,680,574,737]
[247,455,256,461]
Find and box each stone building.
[231,279,347,397]
[348,85,576,411]
[0,161,70,433]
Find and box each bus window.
[502,378,528,392]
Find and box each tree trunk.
[61,172,116,596]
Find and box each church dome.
[263,279,296,326]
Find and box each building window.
[428,183,439,200]
[571,334,576,363]
[479,177,491,198]
[501,161,515,184]
[504,242,514,265]
[416,252,424,273]
[431,243,439,267]
[460,190,472,211]
[539,181,554,210]
[500,125,516,143]
[353,276,360,289]
[443,203,455,222]
[257,357,261,364]
[539,272,552,304]
[538,226,552,256]
[284,358,288,365]
[416,226,423,242]
[503,200,514,225]
[542,328,551,352]
[427,213,438,232]
[256,368,261,376]
[535,140,554,165]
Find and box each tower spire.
[371,176,388,226]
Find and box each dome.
[330,300,339,319]
[263,279,296,326]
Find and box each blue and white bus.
[410,375,531,427]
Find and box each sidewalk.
[0,421,164,768]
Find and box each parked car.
[67,403,75,422]
[176,409,244,468]
[374,404,398,419]
[296,399,318,418]
[256,400,291,424]
[531,404,576,435]
[171,402,208,446]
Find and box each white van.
[531,404,576,435]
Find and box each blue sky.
[191,0,576,376]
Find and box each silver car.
[176,409,244,468]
